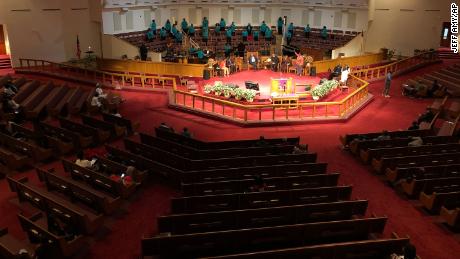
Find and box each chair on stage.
[246,51,260,70]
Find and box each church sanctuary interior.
[1,0,460,258]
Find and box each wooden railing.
[313,52,385,73]
[350,51,439,81]
[171,75,370,124]
[18,58,177,90]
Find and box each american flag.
[76,35,81,59]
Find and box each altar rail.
[350,51,439,81]
[17,59,177,90]
[170,75,370,124]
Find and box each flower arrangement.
[204,82,256,102]
[311,79,338,100]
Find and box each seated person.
[292,144,307,154]
[408,136,423,147]
[374,130,390,141]
[219,59,229,77]
[270,54,280,72]
[91,92,102,108]
[95,83,107,98]
[181,127,192,138]
[255,136,268,147]
[75,150,93,168]
[417,108,434,123]
[390,243,416,259]
[226,57,236,74]
[248,54,258,70]
[242,30,248,41]
[427,79,440,97]
[408,121,419,130]
[250,174,267,192]
[158,122,174,132]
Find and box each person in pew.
[181,127,192,138]
[160,27,167,40]
[417,108,435,124]
[226,57,236,74]
[110,108,122,118]
[408,121,420,130]
[293,144,307,154]
[390,243,417,259]
[47,213,65,236]
[18,249,32,259]
[427,79,440,97]
[188,24,195,36]
[321,26,328,40]
[150,19,156,34]
[373,130,391,141]
[265,27,273,41]
[95,83,107,99]
[277,17,283,35]
[226,28,233,44]
[246,23,253,35]
[242,30,248,42]
[255,136,269,147]
[75,150,93,168]
[287,22,294,36]
[91,92,103,110]
[159,122,174,132]
[304,24,311,38]
[408,136,423,147]
[181,18,188,34]
[250,174,267,192]
[146,28,154,41]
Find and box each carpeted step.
[0,58,12,69]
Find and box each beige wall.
[332,33,365,59]
[364,0,452,56]
[0,0,102,67]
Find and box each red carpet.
[1,60,460,258]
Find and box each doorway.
[0,25,7,55]
[440,22,450,48]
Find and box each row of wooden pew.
[133,129,416,258]
[341,106,460,230]
[403,63,460,97]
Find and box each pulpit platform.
[171,69,374,125]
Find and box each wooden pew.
[401,176,460,199]
[25,85,62,119]
[373,152,460,174]
[20,82,54,110]
[0,75,12,86]
[370,143,460,170]
[141,217,388,258]
[339,129,430,148]
[7,176,104,234]
[181,162,327,184]
[155,127,300,149]
[36,167,122,215]
[95,155,146,184]
[12,81,39,104]
[172,186,353,214]
[18,212,86,257]
[59,117,108,144]
[140,132,296,159]
[45,85,69,113]
[181,173,340,196]
[199,236,410,259]
[360,136,459,163]
[440,206,460,229]
[386,163,460,183]
[102,112,136,135]
[428,96,447,113]
[0,133,53,162]
[124,138,316,171]
[0,144,32,170]
[420,190,460,214]
[39,122,87,150]
[66,87,85,115]
[11,123,74,156]
[62,159,137,199]
[49,87,78,117]
[158,200,368,234]
[11,77,27,88]
[105,144,182,182]
[0,227,36,259]
[81,115,126,139]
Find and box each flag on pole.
[76,35,81,59]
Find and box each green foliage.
[311,80,338,100]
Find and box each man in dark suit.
[270,54,279,71]
[249,54,258,70]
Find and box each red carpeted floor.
[1,59,460,258]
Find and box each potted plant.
[234,88,244,100]
[243,89,257,102]
[311,80,338,100]
[203,84,213,94]
[222,87,232,99]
